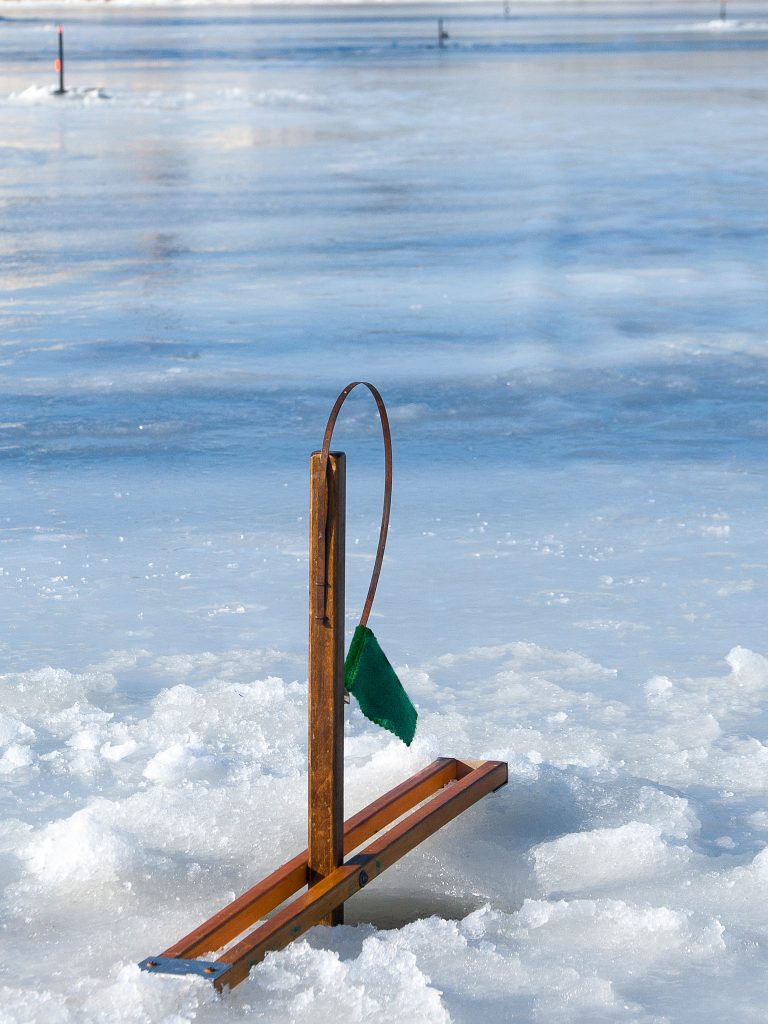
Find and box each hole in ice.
[343,887,480,930]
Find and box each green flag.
[344,625,417,746]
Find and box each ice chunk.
[142,741,221,784]
[532,822,689,895]
[22,808,143,887]
[0,744,33,772]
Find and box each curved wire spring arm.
[314,382,392,626]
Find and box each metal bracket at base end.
[139,956,231,981]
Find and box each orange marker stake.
[54,25,66,95]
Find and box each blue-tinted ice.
[1,4,768,1020]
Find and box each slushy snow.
[2,644,768,1020]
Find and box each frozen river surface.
[1,4,768,1021]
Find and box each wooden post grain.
[308,450,345,925]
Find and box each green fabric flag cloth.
[344,625,417,746]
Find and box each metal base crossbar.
[140,756,507,992]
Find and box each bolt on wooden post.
[308,450,345,925]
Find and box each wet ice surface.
[1,3,768,1021]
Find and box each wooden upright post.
[308,450,345,925]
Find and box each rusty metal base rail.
[139,756,507,992]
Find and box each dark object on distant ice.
[720,0,728,21]
[438,18,450,49]
[53,24,66,95]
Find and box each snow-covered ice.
[1,3,768,1021]
[3,646,768,1020]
